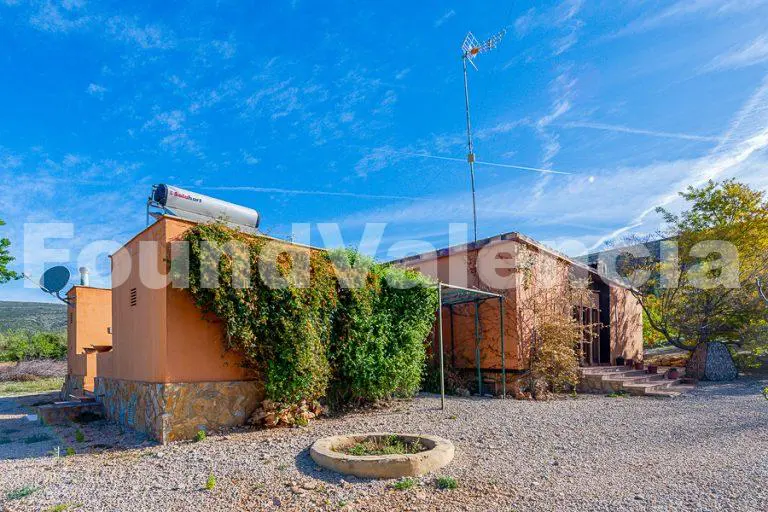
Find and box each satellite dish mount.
[22,266,73,306]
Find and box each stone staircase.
[578,365,696,398]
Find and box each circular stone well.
[310,432,454,479]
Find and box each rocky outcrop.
[94,377,264,443]
[686,342,738,381]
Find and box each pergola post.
[438,285,445,410]
[500,296,506,399]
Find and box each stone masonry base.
[94,377,264,443]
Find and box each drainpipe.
[79,267,90,287]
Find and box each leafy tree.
[624,180,768,356]
[0,219,19,283]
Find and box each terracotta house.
[63,218,643,442]
[63,216,262,443]
[393,232,643,393]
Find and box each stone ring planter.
[310,432,454,479]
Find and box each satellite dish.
[40,266,71,295]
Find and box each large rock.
[686,341,738,381]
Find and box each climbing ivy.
[179,224,438,412]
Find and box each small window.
[130,287,137,307]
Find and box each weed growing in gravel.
[7,486,38,500]
[339,435,426,456]
[65,447,75,456]
[45,504,74,512]
[74,429,85,443]
[391,478,416,491]
[436,476,458,490]
[762,386,767,400]
[194,430,206,442]
[606,390,630,398]
[337,500,348,508]
[24,434,51,444]
[205,472,217,490]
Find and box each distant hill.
[0,301,67,333]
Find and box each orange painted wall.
[404,236,644,371]
[111,220,169,382]
[109,217,252,384]
[609,284,644,362]
[408,239,523,371]
[65,286,112,388]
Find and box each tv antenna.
[461,28,506,244]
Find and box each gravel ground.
[0,374,766,512]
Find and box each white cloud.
[434,9,455,28]
[29,0,92,33]
[144,110,185,131]
[702,34,768,72]
[514,8,536,38]
[243,152,260,166]
[562,121,722,142]
[106,15,175,50]
[86,82,107,98]
[395,68,410,80]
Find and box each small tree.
[0,219,19,283]
[623,180,768,358]
[515,247,595,399]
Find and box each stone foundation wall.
[94,377,264,443]
[60,374,85,400]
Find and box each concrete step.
[604,373,667,385]
[37,401,104,425]
[621,378,685,396]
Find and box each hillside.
[0,301,67,333]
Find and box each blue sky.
[2,0,768,302]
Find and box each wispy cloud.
[28,0,92,33]
[196,185,420,201]
[536,71,577,167]
[589,75,768,250]
[702,34,768,72]
[86,83,107,99]
[434,9,455,28]
[562,121,722,142]
[608,0,768,40]
[106,15,175,50]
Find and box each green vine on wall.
[178,224,438,422]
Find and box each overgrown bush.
[0,330,66,361]
[180,224,438,420]
[329,249,437,408]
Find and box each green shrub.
[328,250,438,407]
[194,430,206,442]
[180,224,438,414]
[65,447,75,456]
[436,476,458,490]
[7,486,38,500]
[0,330,66,361]
[205,472,217,490]
[391,477,416,490]
[74,429,85,443]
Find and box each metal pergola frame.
[435,282,506,409]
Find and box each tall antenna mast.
[461,28,506,244]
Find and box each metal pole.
[500,296,506,399]
[462,56,478,244]
[475,299,481,396]
[449,304,456,368]
[438,285,445,410]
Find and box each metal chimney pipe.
[79,267,90,287]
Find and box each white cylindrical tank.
[152,184,260,230]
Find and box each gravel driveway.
[0,374,766,512]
